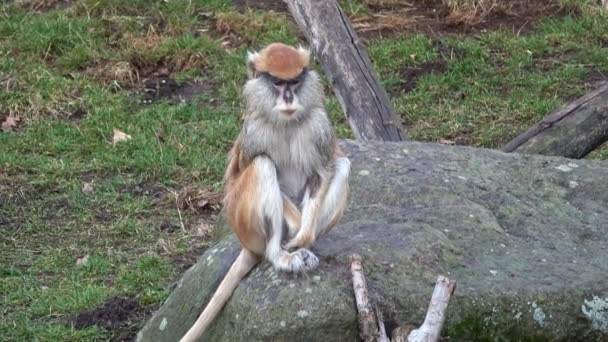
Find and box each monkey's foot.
[273,248,318,273]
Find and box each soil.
[141,77,212,105]
[120,182,165,199]
[584,69,608,89]
[398,60,448,93]
[68,108,87,123]
[159,219,180,233]
[171,243,210,272]
[69,297,149,341]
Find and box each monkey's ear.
[246,50,260,79]
[296,45,311,67]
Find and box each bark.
[503,82,608,158]
[351,254,378,342]
[407,276,456,342]
[284,0,406,141]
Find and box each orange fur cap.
[250,43,310,80]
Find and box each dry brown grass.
[15,0,71,12]
[84,61,139,87]
[352,9,421,35]
[153,185,222,213]
[440,0,569,26]
[350,0,575,37]
[82,30,210,88]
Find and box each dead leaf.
[82,182,94,194]
[112,128,132,146]
[76,254,90,266]
[1,115,20,132]
[409,54,417,60]
[195,221,213,238]
[439,139,456,145]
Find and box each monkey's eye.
[273,79,286,86]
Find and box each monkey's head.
[243,43,324,123]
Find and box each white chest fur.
[241,110,332,204]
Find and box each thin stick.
[350,254,378,342]
[407,275,456,342]
[165,187,187,233]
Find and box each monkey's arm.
[286,172,328,249]
[282,193,302,238]
[284,154,351,250]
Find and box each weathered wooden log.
[284,0,406,141]
[503,82,608,158]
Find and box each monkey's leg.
[282,193,302,239]
[253,156,318,272]
[316,157,351,237]
[285,157,351,249]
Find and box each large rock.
[139,140,608,341]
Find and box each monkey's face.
[264,70,306,118]
[243,70,324,123]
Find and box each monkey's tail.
[180,249,260,342]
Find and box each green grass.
[369,13,608,146]
[1,0,607,340]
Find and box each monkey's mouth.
[281,109,296,116]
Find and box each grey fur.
[239,70,336,200]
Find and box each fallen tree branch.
[503,82,608,158]
[351,254,378,342]
[351,255,456,342]
[407,275,456,342]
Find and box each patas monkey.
[180,43,351,341]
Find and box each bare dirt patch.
[84,58,214,105]
[584,69,607,89]
[141,77,212,105]
[69,297,149,341]
[67,108,87,124]
[398,60,448,93]
[120,182,166,199]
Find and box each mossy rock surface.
[139,140,608,341]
